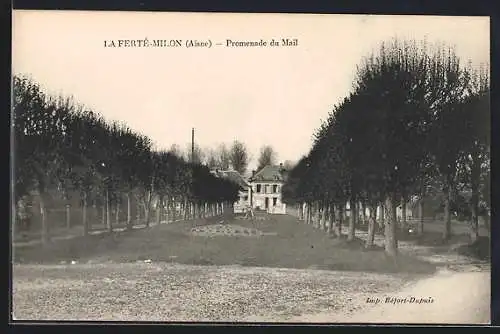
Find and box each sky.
[12,11,489,171]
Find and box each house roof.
[249,165,288,182]
[211,169,250,190]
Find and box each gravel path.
[12,263,414,322]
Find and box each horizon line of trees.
[173,141,291,176]
[282,38,490,257]
[13,75,242,245]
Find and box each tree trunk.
[93,201,98,230]
[309,203,313,225]
[443,184,452,240]
[366,205,376,249]
[126,193,133,231]
[157,195,163,225]
[314,202,320,228]
[380,202,385,234]
[82,192,88,237]
[418,198,424,235]
[384,194,398,257]
[322,202,328,230]
[470,153,480,243]
[39,192,49,245]
[144,203,150,227]
[102,202,106,226]
[143,194,151,228]
[328,204,335,235]
[136,199,141,225]
[361,201,367,226]
[115,196,121,225]
[183,199,188,220]
[165,197,171,222]
[401,196,407,230]
[65,204,71,229]
[106,190,112,233]
[347,199,356,241]
[336,204,344,238]
[115,202,120,225]
[315,202,321,228]
[171,198,176,222]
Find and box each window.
[256,184,261,193]
[273,197,277,206]
[272,185,278,193]
[243,196,248,201]
[264,185,269,194]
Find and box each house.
[248,163,288,214]
[211,168,251,214]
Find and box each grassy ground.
[13,214,437,275]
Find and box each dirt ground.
[281,269,491,324]
[11,262,415,322]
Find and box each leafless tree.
[258,145,278,170]
[229,140,249,174]
[216,143,231,170]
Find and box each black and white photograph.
[11,11,491,323]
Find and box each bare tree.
[216,143,231,170]
[168,144,184,160]
[184,143,204,164]
[229,140,249,174]
[283,160,295,170]
[205,147,218,169]
[258,145,278,170]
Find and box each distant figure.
[244,205,255,220]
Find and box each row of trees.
[13,75,241,244]
[282,38,490,257]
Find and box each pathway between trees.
[284,226,491,324]
[288,268,490,324]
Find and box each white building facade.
[248,164,288,214]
